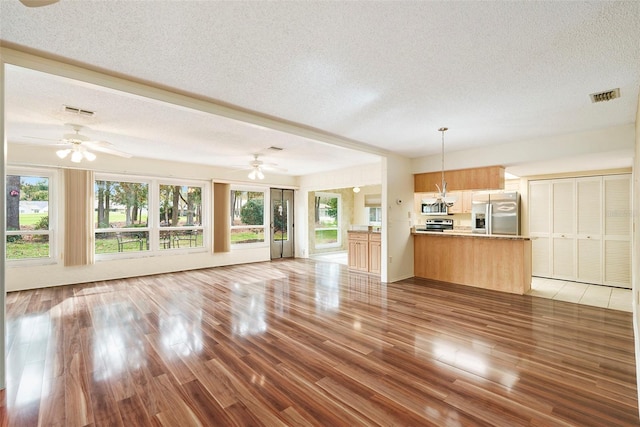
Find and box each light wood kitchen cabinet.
[413,233,531,295]
[348,232,369,272]
[348,231,381,274]
[446,191,473,214]
[368,233,382,274]
[414,166,504,192]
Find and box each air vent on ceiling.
[63,105,95,117]
[589,88,620,103]
[268,146,283,151]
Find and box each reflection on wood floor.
[4,259,638,426]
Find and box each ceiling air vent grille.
[63,105,95,116]
[589,88,620,103]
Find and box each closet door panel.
[531,237,550,277]
[577,238,602,284]
[529,181,551,277]
[551,180,575,279]
[553,237,575,279]
[603,175,632,288]
[576,177,602,284]
[604,240,631,287]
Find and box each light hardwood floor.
[3,259,637,426]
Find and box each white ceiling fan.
[25,123,133,163]
[245,154,286,180]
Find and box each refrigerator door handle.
[487,203,492,235]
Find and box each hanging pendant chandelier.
[423,127,457,207]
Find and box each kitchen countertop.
[412,229,530,240]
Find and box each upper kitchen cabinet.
[446,191,473,214]
[414,166,505,192]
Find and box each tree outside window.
[6,173,52,260]
[95,179,149,254]
[231,190,265,244]
[158,184,203,250]
[314,192,340,248]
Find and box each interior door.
[551,179,576,280]
[529,181,551,277]
[270,188,294,259]
[576,177,602,284]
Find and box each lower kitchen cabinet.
[368,233,382,274]
[348,231,381,274]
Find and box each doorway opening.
[270,188,294,259]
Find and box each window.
[368,207,382,225]
[314,192,340,248]
[158,184,203,250]
[6,171,54,261]
[231,190,265,245]
[95,179,150,254]
[94,175,207,256]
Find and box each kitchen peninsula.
[413,231,531,294]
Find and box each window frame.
[230,186,267,249]
[314,191,341,249]
[368,206,382,225]
[94,174,151,258]
[6,166,58,266]
[157,180,206,252]
[94,173,209,259]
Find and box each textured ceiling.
[1,1,639,176]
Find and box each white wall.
[411,124,635,176]
[1,59,6,389]
[633,89,640,417]
[353,185,382,226]
[382,154,415,283]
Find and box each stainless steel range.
[423,218,454,232]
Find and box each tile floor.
[310,251,348,265]
[310,251,633,313]
[529,276,632,312]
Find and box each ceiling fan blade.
[88,144,133,158]
[22,135,63,143]
[84,140,133,158]
[261,164,287,172]
[19,0,59,7]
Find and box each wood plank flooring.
[3,259,638,426]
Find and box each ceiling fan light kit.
[26,123,133,163]
[248,167,264,180]
[244,153,283,180]
[56,144,97,163]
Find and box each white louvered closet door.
[576,177,602,284]
[551,180,576,280]
[604,175,631,288]
[528,181,551,277]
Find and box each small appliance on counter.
[421,218,454,232]
[471,191,520,235]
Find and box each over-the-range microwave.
[421,201,448,215]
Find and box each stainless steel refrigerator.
[471,191,520,235]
